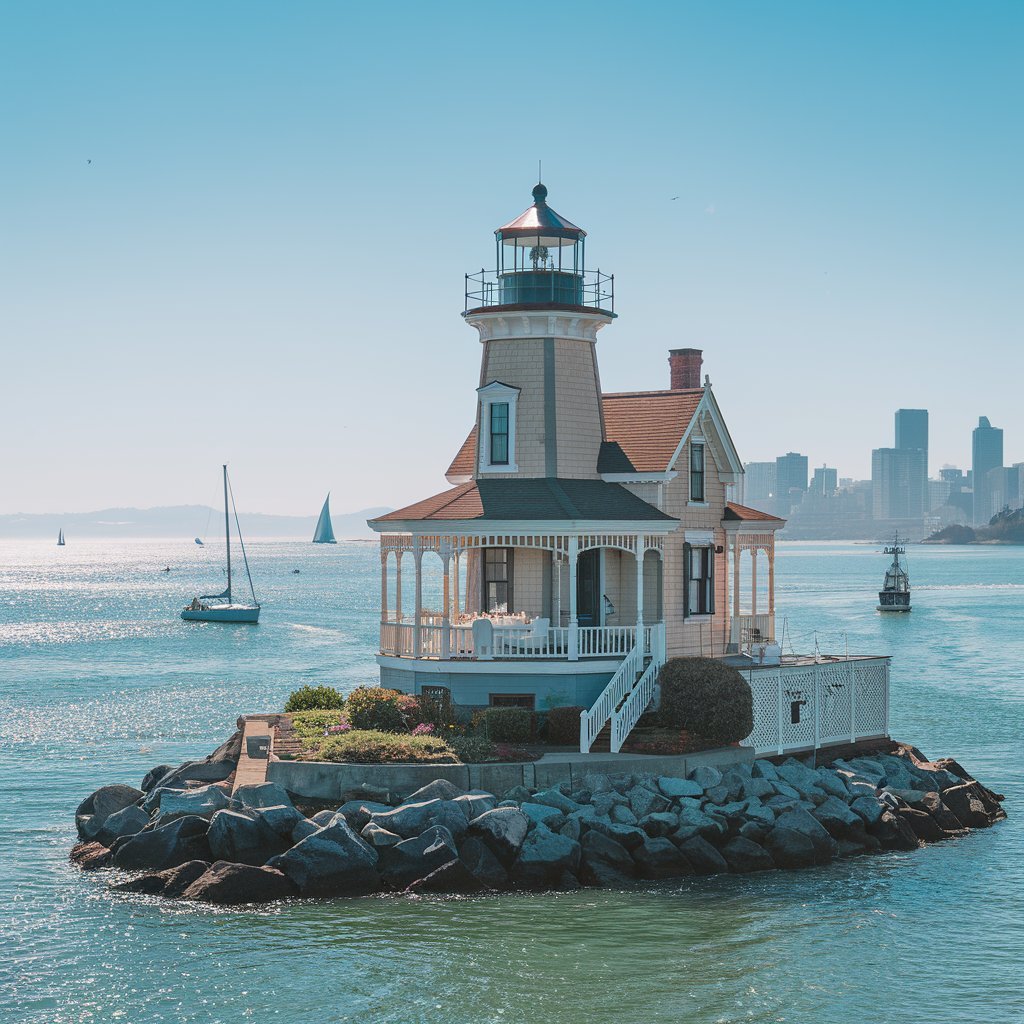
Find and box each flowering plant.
[327,716,352,735]
[411,723,435,736]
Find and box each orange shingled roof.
[724,501,786,523]
[445,388,704,478]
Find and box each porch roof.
[370,478,677,527]
[723,501,786,524]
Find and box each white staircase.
[579,625,665,753]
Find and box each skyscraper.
[775,452,808,512]
[872,448,927,520]
[811,466,838,496]
[972,416,1004,524]
[743,462,776,509]
[895,409,928,469]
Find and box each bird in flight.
[670,196,679,200]
[86,159,92,164]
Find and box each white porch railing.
[730,613,774,647]
[741,656,890,756]
[379,621,655,661]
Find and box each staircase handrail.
[610,651,663,753]
[579,642,642,752]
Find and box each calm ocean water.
[1,538,1021,1024]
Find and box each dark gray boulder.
[369,799,468,840]
[112,815,212,871]
[270,818,380,897]
[869,809,920,850]
[141,765,174,793]
[510,827,581,888]
[677,836,728,875]
[850,795,884,826]
[207,810,292,866]
[110,859,210,897]
[157,760,235,790]
[404,779,464,803]
[688,765,723,789]
[183,861,298,904]
[657,776,703,799]
[361,822,402,848]
[774,808,839,862]
[405,859,485,895]
[95,804,150,847]
[379,826,457,889]
[158,785,232,820]
[764,826,817,868]
[721,836,775,873]
[578,830,635,887]
[520,802,565,830]
[531,789,582,815]
[257,804,304,838]
[207,728,243,763]
[812,796,867,840]
[459,837,509,889]
[898,807,949,842]
[334,800,392,831]
[639,812,678,838]
[233,782,293,810]
[76,784,145,841]
[632,837,692,879]
[454,792,497,820]
[291,819,320,843]
[751,759,779,781]
[587,819,647,850]
[339,782,392,805]
[627,784,670,819]
[610,803,639,826]
[466,807,529,866]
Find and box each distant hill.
[0,504,392,540]
[924,508,1024,545]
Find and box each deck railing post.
[568,536,579,661]
[849,661,857,743]
[412,542,423,660]
[776,671,785,755]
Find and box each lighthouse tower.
[461,183,615,482]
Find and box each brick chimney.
[669,348,703,390]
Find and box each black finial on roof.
[532,182,548,204]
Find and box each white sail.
[312,494,337,544]
[57,529,65,546]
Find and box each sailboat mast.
[223,464,232,603]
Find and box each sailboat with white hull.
[312,494,337,544]
[57,529,65,546]
[182,465,260,623]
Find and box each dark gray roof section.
[597,441,636,474]
[473,478,674,522]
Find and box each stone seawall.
[70,735,1006,904]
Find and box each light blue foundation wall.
[379,665,615,709]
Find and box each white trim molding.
[477,381,520,474]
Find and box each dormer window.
[477,381,519,472]
[690,441,705,502]
[489,403,509,465]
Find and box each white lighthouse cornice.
[464,308,613,343]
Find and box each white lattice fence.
[742,657,890,756]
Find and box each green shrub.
[285,684,346,712]
[290,709,349,743]
[657,657,754,745]
[480,707,533,743]
[309,729,458,764]
[450,735,498,763]
[345,686,410,732]
[544,706,584,746]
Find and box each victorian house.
[369,184,889,756]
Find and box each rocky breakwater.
[71,740,1006,904]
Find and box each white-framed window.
[478,381,519,472]
[684,542,714,617]
[690,440,706,502]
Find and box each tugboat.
[877,533,912,613]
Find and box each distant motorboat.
[877,533,912,613]
[57,529,65,547]
[194,537,204,546]
[292,569,301,574]
[312,494,337,544]
[182,465,260,624]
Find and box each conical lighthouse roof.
[496,183,585,247]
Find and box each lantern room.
[464,183,614,316]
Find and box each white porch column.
[441,552,451,661]
[568,537,579,661]
[732,538,741,619]
[413,542,423,659]
[395,553,403,623]
[380,553,388,623]
[635,542,645,650]
[767,543,776,629]
[453,552,461,620]
[751,548,758,618]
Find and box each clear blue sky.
[2,1,1021,514]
